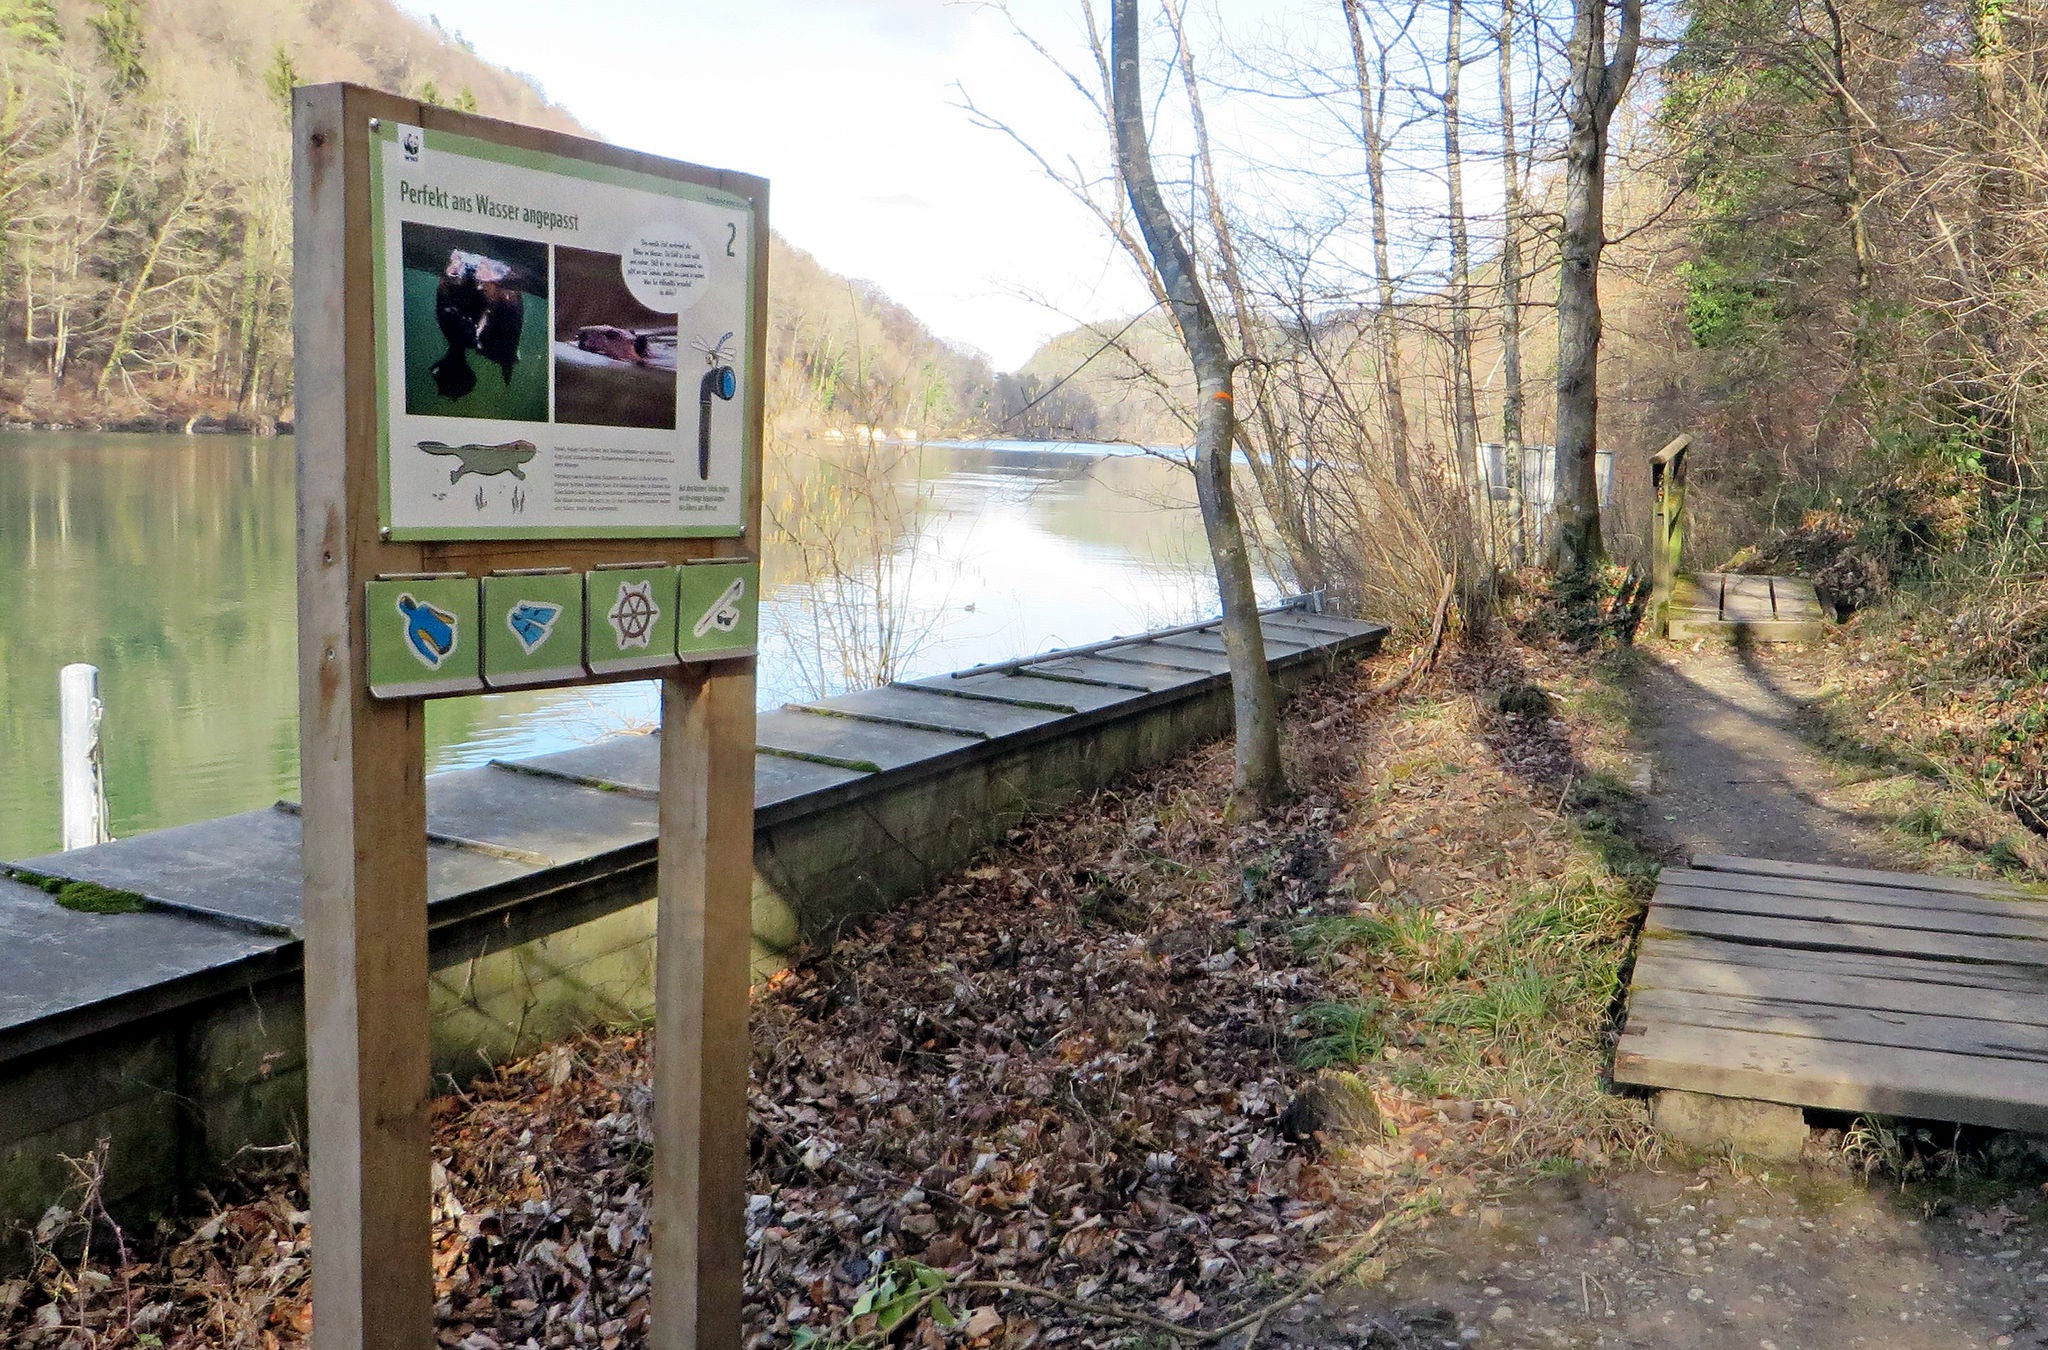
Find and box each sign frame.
[294,84,761,1350]
[366,119,756,541]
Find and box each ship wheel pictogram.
[607,581,660,649]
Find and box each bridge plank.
[1614,1023,2048,1132]
[1633,939,2048,1019]
[754,708,978,772]
[1690,853,2047,900]
[800,686,1065,740]
[1638,932,2048,994]
[1649,903,2048,966]
[1657,878,2048,940]
[1627,987,2048,1061]
[1659,866,2048,921]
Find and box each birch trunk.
[1443,0,1480,490]
[1110,0,1284,807]
[1496,0,1529,561]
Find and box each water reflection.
[0,432,1256,858]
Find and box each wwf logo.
[401,129,421,161]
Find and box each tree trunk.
[1549,0,1640,575]
[1442,0,1480,491]
[1341,0,1415,494]
[1496,0,1529,562]
[1110,0,1284,808]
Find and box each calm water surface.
[0,432,1266,858]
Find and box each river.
[0,431,1273,859]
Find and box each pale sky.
[399,0,1542,371]
[400,0,1159,370]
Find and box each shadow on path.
[1635,642,1903,867]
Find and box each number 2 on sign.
[726,222,737,257]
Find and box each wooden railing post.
[1648,435,1690,635]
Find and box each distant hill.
[1012,313,1194,446]
[766,237,997,441]
[0,0,993,436]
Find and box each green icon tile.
[482,573,586,689]
[366,576,481,699]
[587,566,679,675]
[677,560,759,661]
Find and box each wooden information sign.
[292,84,763,1350]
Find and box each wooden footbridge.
[1646,437,1825,643]
[1615,855,2048,1130]
[1616,437,2048,1134]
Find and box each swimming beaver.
[429,250,524,399]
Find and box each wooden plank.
[1768,576,1827,618]
[1614,1024,2048,1131]
[1668,576,1719,612]
[295,84,434,1350]
[1633,940,2048,1023]
[1720,573,1776,622]
[1627,987,2048,1062]
[1666,615,1822,642]
[1656,879,2048,941]
[1639,933,2048,994]
[1659,866,2048,922]
[1646,904,2048,967]
[1690,853,2047,901]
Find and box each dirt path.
[1632,645,1898,868]
[1347,1168,2048,1349]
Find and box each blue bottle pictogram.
[396,592,458,669]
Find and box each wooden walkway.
[1614,854,2048,1131]
[1663,572,1825,642]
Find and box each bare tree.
[1441,0,1481,490]
[1162,0,1330,593]
[1341,0,1418,493]
[1495,0,1531,560]
[1109,0,1284,807]
[1550,0,1640,574]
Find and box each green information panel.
[365,576,482,699]
[677,560,758,661]
[587,565,679,676]
[482,572,585,689]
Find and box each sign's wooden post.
[294,85,437,1350]
[293,82,764,1350]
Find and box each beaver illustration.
[429,250,524,399]
[576,324,651,364]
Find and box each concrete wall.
[0,616,1380,1263]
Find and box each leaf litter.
[1,637,1658,1348]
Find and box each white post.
[59,663,110,850]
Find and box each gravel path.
[1349,1168,2048,1349]
[1632,645,1899,868]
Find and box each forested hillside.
[0,0,996,436]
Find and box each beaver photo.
[429,249,526,400]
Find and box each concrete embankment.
[0,605,1384,1260]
